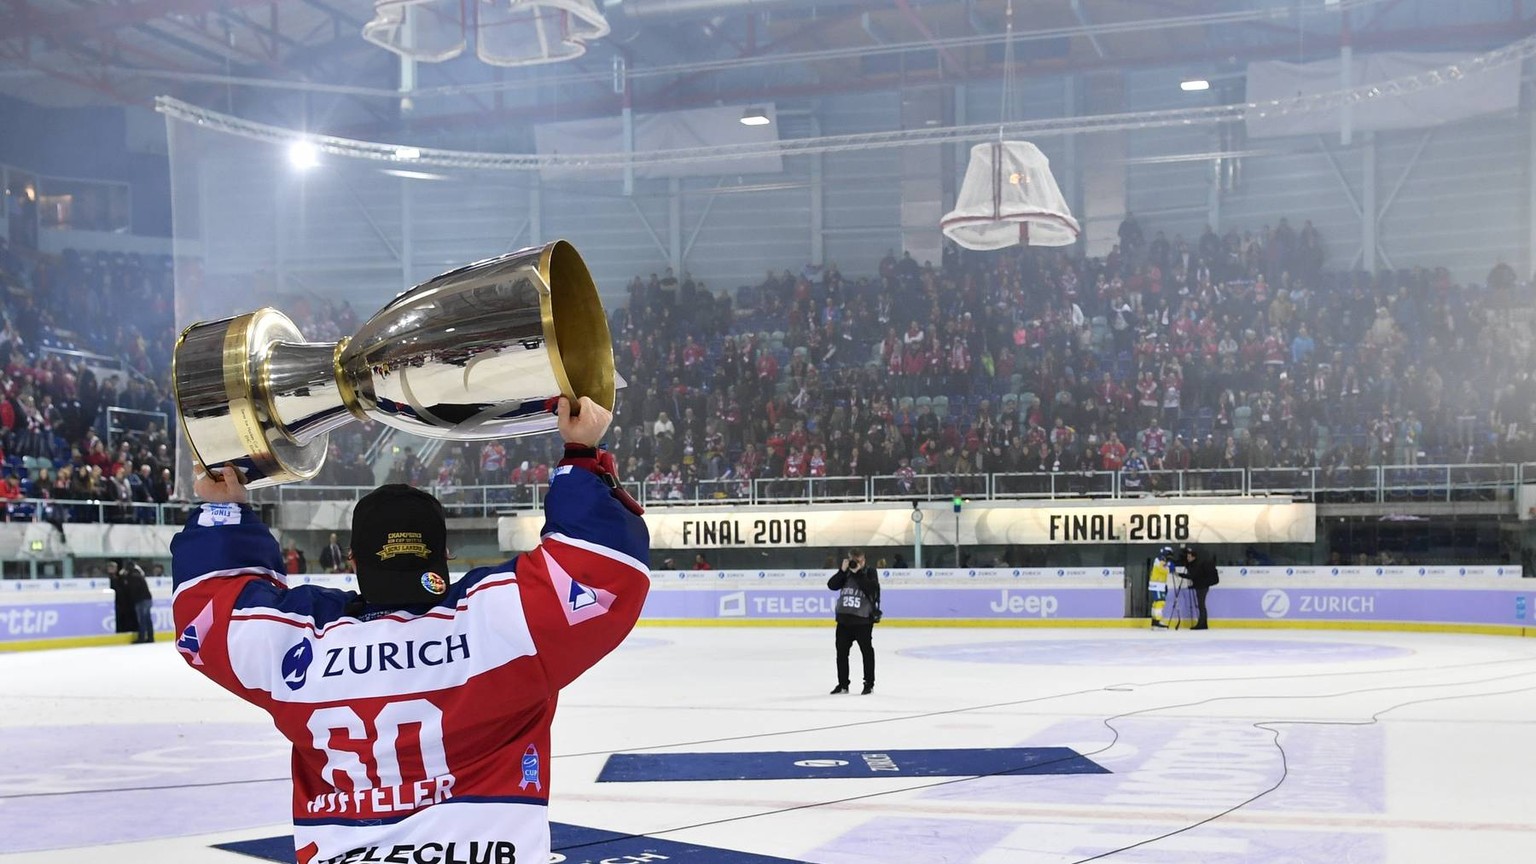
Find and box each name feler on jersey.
[307,775,456,816]
[316,840,516,864]
[323,635,471,678]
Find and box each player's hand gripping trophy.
[173,240,616,487]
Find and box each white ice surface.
[2,627,1534,863]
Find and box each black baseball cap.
[352,484,451,606]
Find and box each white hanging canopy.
[363,0,610,68]
[477,0,611,68]
[941,141,1080,251]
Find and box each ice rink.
[3,626,1535,864]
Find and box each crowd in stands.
[0,243,376,522]
[476,214,1536,502]
[0,244,181,522]
[6,209,1536,517]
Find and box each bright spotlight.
[1180,79,1211,92]
[740,107,770,126]
[394,146,422,160]
[288,140,320,169]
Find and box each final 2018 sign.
[499,500,1315,550]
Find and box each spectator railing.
[872,473,990,501]
[749,476,880,505]
[40,344,123,375]
[991,470,1114,499]
[46,463,1529,522]
[271,484,557,518]
[5,496,190,525]
[106,406,169,449]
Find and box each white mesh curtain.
[940,141,1080,251]
[363,0,610,67]
[477,0,610,67]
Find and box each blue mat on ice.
[599,746,1109,782]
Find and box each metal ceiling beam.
[0,41,139,105]
[410,0,1395,104]
[0,0,276,44]
[298,0,366,30]
[894,0,965,77]
[617,0,867,19]
[1070,0,1107,59]
[354,15,1534,137]
[130,21,238,66]
[649,9,871,103]
[225,4,320,63]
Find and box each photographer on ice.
[828,549,881,694]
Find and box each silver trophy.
[173,240,615,488]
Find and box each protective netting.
[164,114,573,500]
[940,141,1080,251]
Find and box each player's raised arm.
[168,466,289,693]
[517,396,652,691]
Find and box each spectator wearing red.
[1099,431,1127,471]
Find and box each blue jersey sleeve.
[170,503,288,590]
[539,466,650,568]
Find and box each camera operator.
[1181,546,1219,630]
[827,549,881,694]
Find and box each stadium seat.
[915,395,933,411]
[934,395,949,418]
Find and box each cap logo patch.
[378,531,431,561]
[421,571,447,595]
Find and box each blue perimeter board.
[597,747,1110,782]
[214,824,812,863]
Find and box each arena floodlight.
[288,139,320,170]
[393,146,423,160]
[740,107,771,126]
[1180,79,1211,92]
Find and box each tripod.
[1165,573,1194,631]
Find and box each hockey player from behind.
[170,396,648,864]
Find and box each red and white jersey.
[170,466,650,864]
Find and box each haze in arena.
[1,2,1535,863]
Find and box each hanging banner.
[973,501,1315,545]
[499,500,1315,550]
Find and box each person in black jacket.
[107,560,134,634]
[827,548,881,694]
[1181,546,1219,630]
[120,560,155,643]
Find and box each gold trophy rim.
[536,239,617,414]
